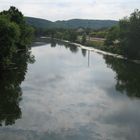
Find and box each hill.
[25,17,118,29]
[25,17,53,28]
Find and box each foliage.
[81,34,87,45]
[105,26,120,46]
[18,24,34,48]
[105,9,140,59]
[0,16,20,65]
[45,28,78,42]
[0,6,24,25]
[0,6,34,66]
[0,7,35,123]
[26,17,118,29]
[119,10,140,59]
[90,29,108,38]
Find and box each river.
[0,38,140,140]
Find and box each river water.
[0,38,140,140]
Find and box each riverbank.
[40,37,140,64]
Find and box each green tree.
[120,9,140,59]
[0,16,20,66]
[0,6,34,49]
[0,6,34,66]
[105,26,120,46]
[0,6,25,25]
[68,30,78,42]
[105,9,140,59]
[81,33,87,45]
[18,24,34,49]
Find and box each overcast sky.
[0,0,140,21]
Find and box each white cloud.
[0,0,140,21]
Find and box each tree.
[120,9,140,59]
[18,24,34,49]
[105,9,140,59]
[0,6,34,67]
[105,26,120,46]
[81,33,87,45]
[0,6,34,49]
[68,30,78,42]
[0,6,24,25]
[0,16,20,65]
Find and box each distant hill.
[25,17,118,29]
[25,17,53,28]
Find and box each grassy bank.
[78,37,122,55]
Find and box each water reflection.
[34,38,140,98]
[21,42,140,140]
[104,55,140,98]
[54,39,79,53]
[0,50,35,126]
[34,38,79,54]
[0,39,139,140]
[81,49,87,57]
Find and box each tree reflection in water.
[104,55,140,98]
[53,39,79,53]
[81,49,87,57]
[36,38,79,54]
[0,50,35,126]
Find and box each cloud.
[0,0,140,21]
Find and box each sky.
[0,0,140,21]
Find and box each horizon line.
[25,16,119,22]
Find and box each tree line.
[105,9,140,59]
[1,7,139,61]
[0,7,35,125]
[37,9,140,60]
[0,6,34,68]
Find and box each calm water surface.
[0,39,140,140]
